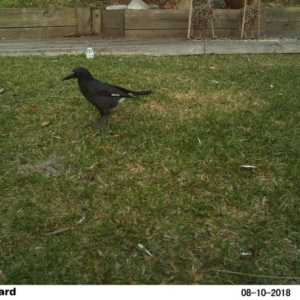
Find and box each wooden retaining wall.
[101,7,300,39]
[0,7,91,39]
[197,9,265,38]
[101,9,189,38]
[265,7,300,38]
[0,7,299,39]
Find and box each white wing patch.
[118,98,126,104]
[112,93,121,96]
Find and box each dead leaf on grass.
[193,274,204,284]
[240,126,251,132]
[27,104,40,110]
[170,262,178,272]
[275,120,286,126]
[41,166,58,176]
[260,167,271,173]
[130,163,145,173]
[98,145,114,150]
[0,272,7,281]
[91,213,102,220]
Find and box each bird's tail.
[131,90,153,96]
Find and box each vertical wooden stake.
[211,15,215,38]
[241,0,247,39]
[187,0,193,39]
[257,0,260,39]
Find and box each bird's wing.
[88,79,134,98]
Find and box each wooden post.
[211,12,215,38]
[77,7,91,35]
[92,8,101,34]
[257,0,260,39]
[241,0,247,38]
[187,0,193,39]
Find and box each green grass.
[1,54,300,284]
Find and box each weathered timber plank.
[192,29,265,39]
[124,9,265,36]
[266,22,300,31]
[125,10,189,30]
[212,9,265,27]
[0,8,77,28]
[125,29,188,38]
[77,7,91,35]
[192,28,240,38]
[101,10,124,28]
[1,38,299,57]
[97,42,205,56]
[266,7,300,22]
[266,30,300,38]
[92,8,101,34]
[101,9,124,37]
[101,28,122,37]
[204,41,300,54]
[0,26,77,39]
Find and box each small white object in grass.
[77,216,86,224]
[118,98,126,104]
[270,84,273,88]
[210,67,216,69]
[212,80,219,84]
[197,137,202,145]
[86,47,94,59]
[240,165,256,169]
[138,243,153,257]
[0,88,4,94]
[241,252,252,256]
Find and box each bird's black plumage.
[63,67,153,128]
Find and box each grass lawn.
[1,53,300,284]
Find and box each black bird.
[62,67,153,128]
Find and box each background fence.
[0,6,299,39]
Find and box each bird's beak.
[62,71,76,81]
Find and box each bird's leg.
[91,113,108,129]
